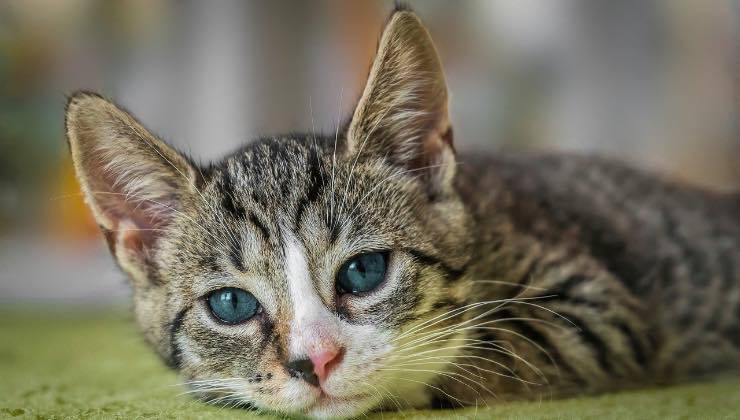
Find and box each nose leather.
[309,348,341,383]
[285,358,319,387]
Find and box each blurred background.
[1,0,738,306]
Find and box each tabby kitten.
[65,7,739,419]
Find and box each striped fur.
[65,7,739,419]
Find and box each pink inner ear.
[92,163,179,257]
[121,219,147,254]
[105,218,160,260]
[406,122,455,191]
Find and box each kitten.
[65,6,739,419]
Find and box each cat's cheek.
[177,310,268,371]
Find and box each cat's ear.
[347,9,454,197]
[65,92,198,286]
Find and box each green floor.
[1,309,738,419]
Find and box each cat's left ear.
[65,92,199,287]
[347,9,454,197]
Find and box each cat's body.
[65,7,739,419]
[450,153,739,401]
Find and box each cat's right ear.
[347,8,455,198]
[65,92,199,286]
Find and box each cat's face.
[66,9,471,418]
[157,137,470,416]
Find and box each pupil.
[229,291,238,310]
[356,260,366,275]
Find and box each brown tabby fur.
[65,6,739,418]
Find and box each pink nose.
[309,346,343,383]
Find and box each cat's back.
[457,152,739,284]
[457,152,740,372]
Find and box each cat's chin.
[253,383,378,419]
[301,391,378,419]
[306,395,376,418]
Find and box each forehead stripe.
[229,241,246,272]
[293,150,324,230]
[248,212,270,242]
[220,174,247,220]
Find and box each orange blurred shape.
[50,155,99,242]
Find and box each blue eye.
[207,288,260,324]
[337,252,388,294]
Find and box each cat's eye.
[207,288,260,324]
[337,252,388,294]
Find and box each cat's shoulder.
[458,151,735,196]
[455,150,739,219]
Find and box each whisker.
[471,279,549,292]
[381,366,493,400]
[393,377,475,408]
[393,340,545,380]
[395,335,545,379]
[394,295,556,343]
[399,314,568,354]
[329,87,344,230]
[391,354,540,387]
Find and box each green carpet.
[1,309,738,419]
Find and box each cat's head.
[66,9,474,418]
